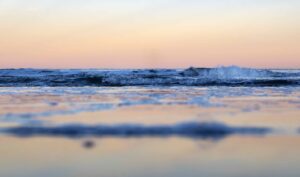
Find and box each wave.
[2,122,270,138]
[0,66,299,87]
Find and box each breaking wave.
[3,122,270,138]
[0,66,299,87]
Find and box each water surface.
[0,66,300,177]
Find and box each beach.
[0,67,300,177]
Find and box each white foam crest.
[184,66,271,79]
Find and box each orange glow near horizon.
[0,0,299,69]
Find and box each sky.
[0,0,299,68]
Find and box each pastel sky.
[0,0,299,68]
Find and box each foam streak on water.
[3,122,270,138]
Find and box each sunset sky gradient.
[0,0,299,68]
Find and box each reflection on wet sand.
[1,135,300,177]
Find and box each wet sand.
[1,135,300,177]
[0,86,299,177]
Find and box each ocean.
[0,66,300,177]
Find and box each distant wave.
[0,66,299,87]
[2,122,270,138]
